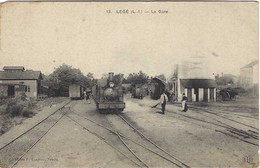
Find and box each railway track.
[189,105,259,120]
[116,114,190,168]
[68,109,190,168]
[138,98,259,146]
[196,112,259,140]
[137,99,258,128]
[107,115,150,168]
[189,106,259,130]
[136,102,259,146]
[133,99,258,146]
[164,108,259,146]
[0,100,72,167]
[186,106,259,140]
[206,109,258,120]
[65,114,144,167]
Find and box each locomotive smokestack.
[108,72,114,81]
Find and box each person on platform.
[182,93,188,112]
[86,92,90,104]
[152,92,168,114]
[160,92,168,114]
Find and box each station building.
[0,66,43,98]
[167,57,217,102]
[240,60,259,88]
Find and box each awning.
[180,79,217,88]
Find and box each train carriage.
[148,77,166,100]
[69,84,84,100]
[132,84,148,99]
[92,72,125,113]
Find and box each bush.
[0,97,9,105]
[0,117,12,135]
[6,100,23,117]
[3,98,37,118]
[22,109,35,118]
[10,104,23,117]
[27,100,36,108]
[15,93,27,101]
[232,87,246,94]
[5,99,23,117]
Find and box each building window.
[25,85,30,92]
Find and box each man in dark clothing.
[86,92,90,104]
[160,92,168,114]
[182,93,188,112]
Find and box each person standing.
[182,93,188,112]
[86,92,90,104]
[83,91,86,99]
[169,90,174,102]
[160,91,168,114]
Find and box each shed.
[0,66,42,97]
[180,79,217,102]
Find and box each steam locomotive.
[92,72,125,113]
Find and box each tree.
[215,75,234,86]
[42,64,93,96]
[114,73,124,85]
[86,73,94,80]
[125,71,149,86]
[85,72,94,88]
[101,73,108,79]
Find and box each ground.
[0,95,258,167]
[0,97,67,135]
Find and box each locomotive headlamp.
[109,82,115,88]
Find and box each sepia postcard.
[0,1,258,168]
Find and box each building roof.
[241,60,259,69]
[0,70,42,80]
[3,66,25,71]
[152,77,166,86]
[180,79,217,88]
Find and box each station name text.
[106,9,168,15]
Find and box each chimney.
[108,72,114,81]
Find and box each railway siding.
[0,98,71,150]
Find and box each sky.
[0,2,258,79]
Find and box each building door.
[194,88,199,102]
[8,85,15,96]
[210,88,214,101]
[203,88,208,102]
[187,88,192,102]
